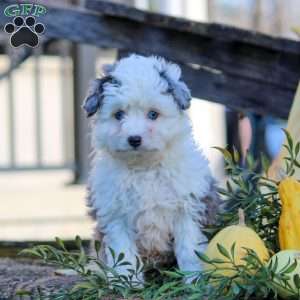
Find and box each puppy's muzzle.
[128,135,142,148]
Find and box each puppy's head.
[83,54,192,159]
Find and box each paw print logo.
[4,16,45,48]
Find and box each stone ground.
[0,171,93,299]
[0,258,80,299]
[0,259,140,300]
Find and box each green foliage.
[211,130,300,253]
[211,147,281,252]
[20,236,144,299]
[19,239,300,299]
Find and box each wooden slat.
[0,0,299,118]
[181,64,292,118]
[85,0,298,53]
[86,0,300,89]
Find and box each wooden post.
[71,0,98,183]
[72,44,98,183]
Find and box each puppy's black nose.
[128,135,142,148]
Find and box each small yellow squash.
[204,209,270,277]
[278,177,300,250]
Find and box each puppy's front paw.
[116,264,144,288]
[184,272,200,285]
[178,261,202,285]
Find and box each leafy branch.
[18,239,300,299]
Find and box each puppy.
[83,54,219,282]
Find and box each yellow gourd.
[204,209,270,277]
[278,177,300,250]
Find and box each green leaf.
[233,146,240,163]
[55,237,67,251]
[261,153,270,174]
[294,160,300,168]
[283,129,293,150]
[75,235,82,250]
[246,152,255,169]
[281,259,297,274]
[194,250,211,264]
[72,282,94,291]
[19,248,42,258]
[94,240,101,256]
[294,274,300,290]
[210,258,227,264]
[213,147,233,162]
[217,243,231,260]
[116,252,125,264]
[226,181,233,193]
[117,261,132,266]
[155,281,179,298]
[295,142,300,156]
[108,247,116,262]
[162,270,183,279]
[230,242,236,260]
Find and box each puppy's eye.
[114,110,125,120]
[147,110,159,120]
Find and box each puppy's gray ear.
[160,71,191,110]
[102,63,116,75]
[82,76,111,117]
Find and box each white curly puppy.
[83,54,219,281]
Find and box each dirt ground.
[0,258,80,299]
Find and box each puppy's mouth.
[111,147,164,167]
[115,148,159,153]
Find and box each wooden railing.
[1,0,300,119]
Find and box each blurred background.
[0,0,299,242]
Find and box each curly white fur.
[84,54,219,281]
